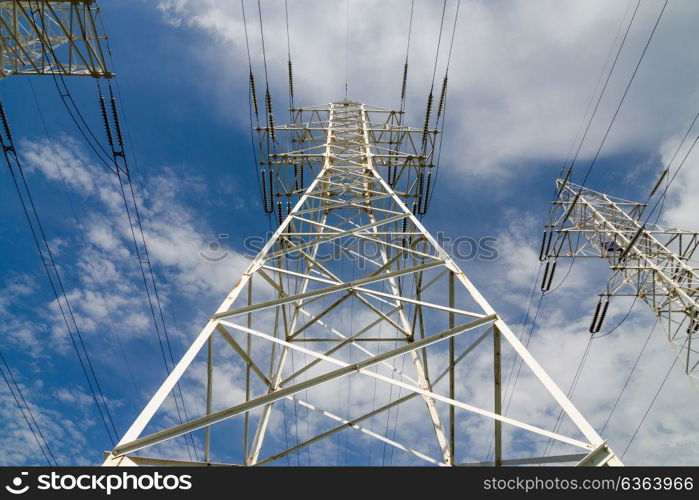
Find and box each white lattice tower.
[104,101,621,467]
[543,179,699,388]
[0,0,112,79]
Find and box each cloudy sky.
[1,0,698,466]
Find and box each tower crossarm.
[0,0,112,79]
[544,179,699,383]
[256,100,439,216]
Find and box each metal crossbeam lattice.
[543,179,699,387]
[0,0,112,79]
[104,101,621,467]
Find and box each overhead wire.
[423,0,460,215]
[0,99,118,446]
[600,320,658,434]
[621,356,677,460]
[97,78,198,461]
[95,7,200,458]
[490,0,654,460]
[26,79,142,410]
[0,349,57,465]
[577,0,670,190]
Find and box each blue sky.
[1,0,699,466]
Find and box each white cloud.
[155,0,699,182]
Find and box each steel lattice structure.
[104,101,621,467]
[0,0,112,79]
[543,179,699,387]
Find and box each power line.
[0,349,57,465]
[26,79,143,412]
[577,0,670,190]
[621,356,677,460]
[98,79,198,461]
[600,320,658,434]
[423,0,461,214]
[0,99,118,446]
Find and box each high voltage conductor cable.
[399,0,415,115]
[577,0,670,190]
[96,13,205,434]
[621,356,678,460]
[530,3,667,424]
[423,0,461,214]
[0,350,57,465]
[241,0,269,218]
[647,111,699,200]
[98,80,198,461]
[344,0,350,100]
[285,0,294,109]
[420,0,446,156]
[643,112,699,225]
[558,0,640,188]
[0,101,118,446]
[600,320,658,434]
[27,79,143,410]
[257,0,278,211]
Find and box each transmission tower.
[104,100,621,467]
[0,0,112,79]
[542,179,699,388]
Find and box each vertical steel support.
[493,325,502,466]
[244,277,252,463]
[204,335,213,462]
[449,271,455,466]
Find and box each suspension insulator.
[265,89,273,116]
[249,72,259,117]
[268,113,276,143]
[0,100,13,145]
[589,299,603,333]
[299,164,304,190]
[287,200,292,219]
[596,299,610,333]
[538,232,549,262]
[98,94,114,148]
[416,172,424,215]
[261,169,271,213]
[294,164,299,191]
[288,60,295,103]
[436,75,448,122]
[401,215,408,248]
[109,96,125,149]
[277,201,283,226]
[544,230,554,258]
[421,92,434,151]
[400,63,408,101]
[411,202,418,215]
[541,260,557,292]
[649,168,669,198]
[268,169,275,213]
[420,169,433,215]
[541,261,551,291]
